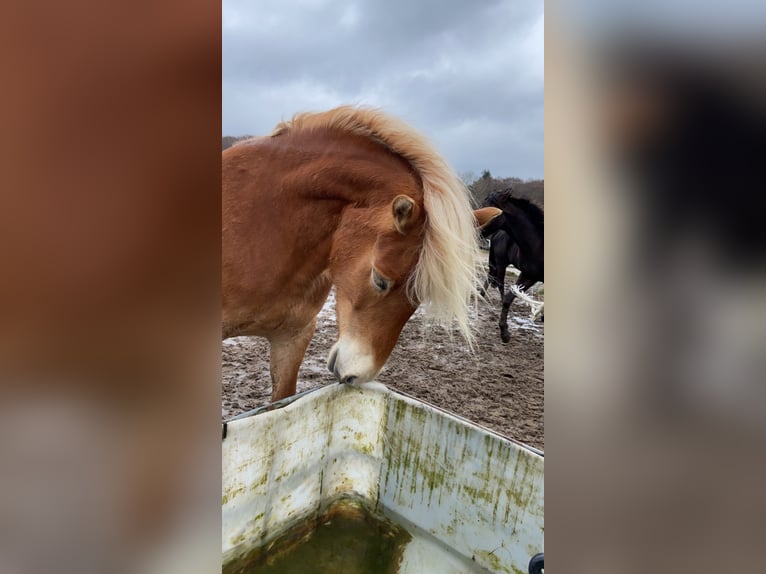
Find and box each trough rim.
[223,382,543,458]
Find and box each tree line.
[222,135,251,151]
[462,170,544,209]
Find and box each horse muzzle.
[327,339,377,386]
[327,348,354,384]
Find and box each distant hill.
[507,179,544,209]
[466,171,544,209]
[222,135,252,151]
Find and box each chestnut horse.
[223,106,500,401]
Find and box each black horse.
[479,189,544,342]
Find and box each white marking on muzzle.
[327,337,378,385]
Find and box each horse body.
[223,136,334,338]
[223,130,420,334]
[223,106,486,401]
[480,191,544,342]
[483,229,520,295]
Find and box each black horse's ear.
[392,195,418,234]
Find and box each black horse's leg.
[495,263,505,300]
[499,274,536,343]
[498,286,516,343]
[480,271,492,298]
[480,243,498,298]
[480,280,489,298]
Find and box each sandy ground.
[222,276,544,450]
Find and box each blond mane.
[273,106,481,343]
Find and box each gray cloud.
[223,0,543,179]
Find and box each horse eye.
[371,269,391,292]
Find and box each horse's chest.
[256,270,332,333]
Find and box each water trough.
[222,383,544,573]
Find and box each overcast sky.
[223,0,543,180]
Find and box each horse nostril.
[327,349,338,374]
[341,375,357,385]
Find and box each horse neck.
[290,129,420,201]
[269,130,421,265]
[501,207,543,254]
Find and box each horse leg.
[480,245,498,298]
[481,275,499,300]
[495,264,506,300]
[498,289,515,344]
[480,272,491,298]
[499,274,536,343]
[268,319,317,402]
[494,240,510,300]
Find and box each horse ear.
[392,195,418,234]
[473,207,502,229]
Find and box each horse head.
[327,196,500,386]
[327,192,427,385]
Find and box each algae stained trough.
[222,383,544,574]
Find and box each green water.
[223,499,412,574]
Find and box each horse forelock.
[273,105,481,343]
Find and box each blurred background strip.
[546,1,766,573]
[0,2,221,573]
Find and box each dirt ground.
[222,278,544,450]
